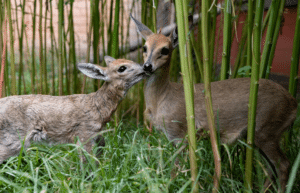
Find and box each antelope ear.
[104,56,116,67]
[169,26,178,48]
[77,63,109,81]
[130,14,154,40]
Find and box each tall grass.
[0,119,299,192]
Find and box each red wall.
[214,6,299,76]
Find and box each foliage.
[0,119,299,192]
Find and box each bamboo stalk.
[182,0,195,83]
[43,0,48,94]
[232,21,248,78]
[58,0,64,96]
[0,14,7,98]
[111,0,120,58]
[92,0,100,91]
[107,0,114,56]
[7,0,16,95]
[259,0,280,78]
[63,28,70,95]
[244,0,264,191]
[152,0,158,33]
[69,0,77,94]
[174,0,198,192]
[39,0,44,94]
[220,0,232,80]
[288,1,300,98]
[246,0,254,74]
[17,0,26,94]
[31,0,37,94]
[201,0,221,192]
[265,0,286,79]
[190,33,204,82]
[49,0,55,95]
[209,1,217,79]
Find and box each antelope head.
[130,14,178,75]
[77,56,146,93]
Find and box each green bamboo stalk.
[92,0,100,91]
[265,0,285,79]
[201,1,221,192]
[120,0,124,56]
[288,1,300,98]
[101,0,106,57]
[107,0,114,56]
[232,22,248,78]
[285,0,300,148]
[69,0,77,94]
[262,5,271,34]
[39,0,44,94]
[209,2,217,79]
[259,0,280,78]
[190,33,204,82]
[58,0,64,96]
[31,0,37,94]
[7,0,16,95]
[174,0,198,192]
[63,29,70,95]
[244,0,264,191]
[43,0,49,94]
[5,56,9,96]
[246,0,254,73]
[111,0,120,58]
[182,0,195,83]
[13,0,20,36]
[152,0,158,33]
[49,0,55,95]
[220,0,232,80]
[0,12,7,98]
[17,0,26,95]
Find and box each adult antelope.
[130,14,297,192]
[0,56,146,164]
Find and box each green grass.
[0,118,300,192]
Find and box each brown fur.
[0,58,145,164]
[131,15,298,192]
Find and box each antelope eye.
[161,47,169,55]
[118,66,127,73]
[143,46,147,53]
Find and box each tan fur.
[0,58,145,164]
[131,15,298,192]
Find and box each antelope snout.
[143,63,153,73]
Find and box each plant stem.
[58,0,64,95]
[259,0,280,78]
[201,0,221,192]
[244,0,264,191]
[174,0,198,192]
[7,0,16,95]
[288,1,300,98]
[265,0,285,79]
[220,0,232,80]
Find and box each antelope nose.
[143,63,153,72]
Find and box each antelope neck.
[144,61,171,98]
[93,82,124,121]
